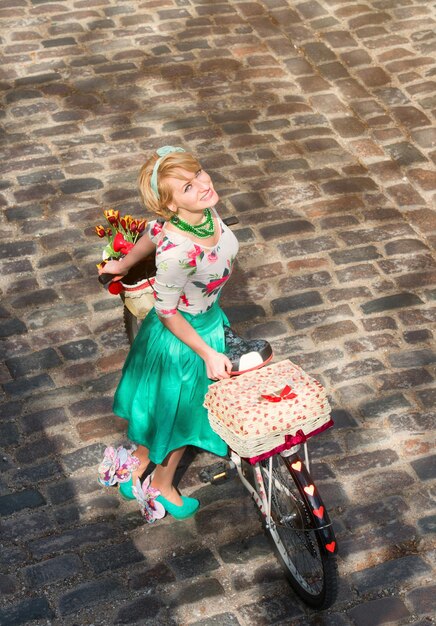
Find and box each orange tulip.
[95,225,106,238]
[130,220,138,232]
[137,219,146,233]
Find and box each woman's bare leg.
[151,447,186,506]
[132,444,150,485]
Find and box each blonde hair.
[138,151,201,220]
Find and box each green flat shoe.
[155,494,200,520]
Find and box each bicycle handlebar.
[98,272,118,285]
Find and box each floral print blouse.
[145,210,239,318]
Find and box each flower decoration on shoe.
[132,476,166,523]
[98,446,140,487]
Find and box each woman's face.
[164,167,219,220]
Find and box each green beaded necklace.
[170,207,215,238]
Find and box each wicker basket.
[121,277,155,320]
[204,359,332,458]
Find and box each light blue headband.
[150,145,185,200]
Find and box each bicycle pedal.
[199,461,234,484]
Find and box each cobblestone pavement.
[1,0,436,624]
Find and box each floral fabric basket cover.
[204,359,333,459]
[121,276,155,320]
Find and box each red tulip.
[104,209,120,225]
[95,225,106,238]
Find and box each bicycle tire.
[253,454,338,609]
[123,304,142,346]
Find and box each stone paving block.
[0,510,52,541]
[0,573,17,595]
[59,576,124,616]
[47,474,100,505]
[378,367,434,391]
[23,554,82,588]
[0,597,55,626]
[411,454,436,481]
[0,489,46,517]
[348,596,410,625]
[360,292,424,314]
[0,421,19,446]
[271,291,323,314]
[114,596,163,624]
[405,584,436,616]
[289,303,353,330]
[29,522,114,558]
[21,406,68,433]
[342,495,409,530]
[60,442,105,473]
[325,358,385,383]
[169,578,225,607]
[15,459,62,485]
[15,433,72,463]
[5,347,61,378]
[129,563,176,591]
[232,561,287,592]
[238,594,303,625]
[417,514,436,536]
[168,547,220,580]
[219,534,271,564]
[84,540,146,575]
[359,393,412,418]
[350,555,432,594]
[353,470,416,501]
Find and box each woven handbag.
[204,359,333,459]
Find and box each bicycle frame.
[230,445,304,529]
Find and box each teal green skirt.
[113,302,229,465]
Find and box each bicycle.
[98,220,339,610]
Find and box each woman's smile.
[200,187,214,202]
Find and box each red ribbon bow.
[113,232,134,255]
[261,384,297,403]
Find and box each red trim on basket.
[244,418,334,465]
[122,277,155,292]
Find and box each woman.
[100,146,239,520]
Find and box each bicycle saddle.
[224,326,273,376]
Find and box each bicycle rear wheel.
[253,454,338,609]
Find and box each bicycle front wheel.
[253,454,338,609]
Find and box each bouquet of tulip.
[95,209,155,306]
[95,209,147,265]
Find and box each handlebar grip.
[98,273,116,285]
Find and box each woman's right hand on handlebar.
[98,259,128,279]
